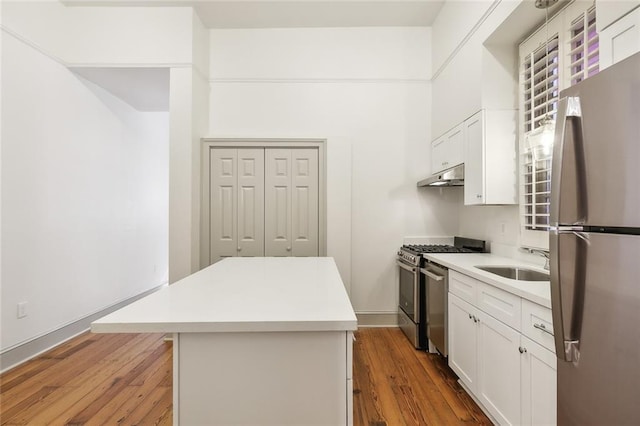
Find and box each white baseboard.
[0,284,166,373]
[355,312,398,328]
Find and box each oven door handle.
[420,268,444,281]
[396,260,417,273]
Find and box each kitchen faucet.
[528,248,550,270]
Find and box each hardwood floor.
[353,328,492,426]
[0,333,172,425]
[1,328,491,425]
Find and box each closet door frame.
[200,138,327,269]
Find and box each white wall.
[2,1,193,66]
[0,0,4,340]
[3,1,209,291]
[431,0,496,75]
[168,11,210,283]
[208,27,459,314]
[0,30,170,351]
[430,1,538,255]
[431,1,522,137]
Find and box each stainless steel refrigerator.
[550,51,640,425]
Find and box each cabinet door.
[463,111,484,205]
[210,148,238,263]
[477,311,521,426]
[445,124,464,169]
[448,293,478,391]
[520,336,557,426]
[237,149,265,257]
[600,7,640,70]
[432,124,463,174]
[431,135,446,173]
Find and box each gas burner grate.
[402,244,476,254]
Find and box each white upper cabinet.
[431,124,464,174]
[599,5,640,69]
[463,110,518,205]
[596,0,640,31]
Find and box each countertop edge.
[423,253,552,309]
[91,319,359,334]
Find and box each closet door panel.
[265,149,292,256]
[291,149,319,256]
[237,149,265,257]
[210,149,238,263]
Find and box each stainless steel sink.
[475,266,550,281]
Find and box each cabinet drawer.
[449,270,477,304]
[521,300,555,353]
[477,282,521,330]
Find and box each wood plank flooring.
[353,328,492,426]
[0,328,491,425]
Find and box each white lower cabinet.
[448,294,478,388]
[477,310,522,425]
[448,271,557,425]
[520,336,557,426]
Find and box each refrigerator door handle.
[550,95,588,363]
[550,96,587,226]
[550,228,588,363]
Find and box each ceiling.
[61,1,446,28]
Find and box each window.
[518,1,599,250]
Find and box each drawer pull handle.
[534,323,554,336]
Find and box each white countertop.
[92,257,357,334]
[423,253,552,308]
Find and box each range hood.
[417,164,464,187]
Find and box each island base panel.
[175,331,351,425]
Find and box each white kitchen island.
[92,257,357,425]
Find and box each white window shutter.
[529,36,559,133]
[569,6,599,86]
[518,0,599,249]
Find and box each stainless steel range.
[397,237,486,351]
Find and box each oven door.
[397,260,419,323]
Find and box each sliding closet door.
[265,148,318,257]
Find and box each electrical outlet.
[500,222,507,235]
[17,302,28,319]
